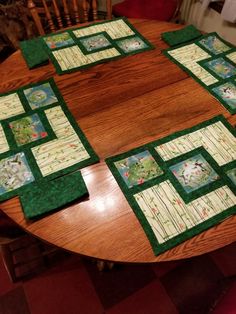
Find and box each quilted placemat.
[21,18,154,75]
[0,78,98,218]
[106,115,236,255]
[163,32,236,114]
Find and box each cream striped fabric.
[73,19,135,39]
[0,93,25,121]
[167,43,219,86]
[135,182,235,244]
[0,124,9,154]
[32,106,90,177]
[155,121,236,166]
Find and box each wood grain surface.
[0,19,235,263]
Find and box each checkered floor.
[0,242,235,314]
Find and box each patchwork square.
[169,154,219,193]
[116,36,148,53]
[43,32,74,49]
[0,93,25,121]
[0,152,34,195]
[212,82,236,110]
[24,82,58,109]
[204,58,236,79]
[199,35,231,55]
[114,150,163,188]
[79,34,111,52]
[227,168,236,185]
[9,113,48,146]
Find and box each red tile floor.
[0,242,235,314]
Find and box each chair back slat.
[52,0,63,28]
[27,0,112,35]
[92,0,98,21]
[72,0,80,24]
[62,0,72,27]
[82,0,89,23]
[42,0,56,33]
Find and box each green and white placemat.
[21,18,154,75]
[106,115,236,255]
[0,78,98,218]
[163,32,236,114]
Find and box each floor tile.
[106,279,178,314]
[210,242,236,277]
[161,255,226,314]
[24,256,104,314]
[84,260,156,309]
[212,281,236,314]
[0,286,30,314]
[152,260,183,278]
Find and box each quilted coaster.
[20,38,49,69]
[161,25,202,47]
[20,170,88,219]
[106,115,236,255]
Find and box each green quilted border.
[106,115,236,255]
[42,17,154,75]
[0,78,99,202]
[163,32,236,114]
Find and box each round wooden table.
[0,19,235,263]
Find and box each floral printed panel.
[10,113,48,146]
[227,168,236,185]
[44,32,75,49]
[0,152,34,195]
[199,35,231,55]
[204,57,236,79]
[80,34,111,52]
[169,154,219,193]
[212,82,236,110]
[24,83,58,109]
[116,36,148,53]
[114,150,163,188]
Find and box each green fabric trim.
[106,115,236,256]
[163,32,236,114]
[0,78,99,203]
[20,38,49,69]
[20,18,154,75]
[20,170,88,219]
[161,24,202,47]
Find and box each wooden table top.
[0,19,235,263]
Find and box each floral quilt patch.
[212,82,236,110]
[114,150,163,188]
[204,58,236,79]
[116,36,148,53]
[44,32,74,49]
[199,35,231,55]
[24,82,58,109]
[79,34,111,52]
[0,153,34,195]
[169,154,219,193]
[9,113,48,146]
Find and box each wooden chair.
[112,0,183,22]
[27,0,112,36]
[0,210,56,282]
